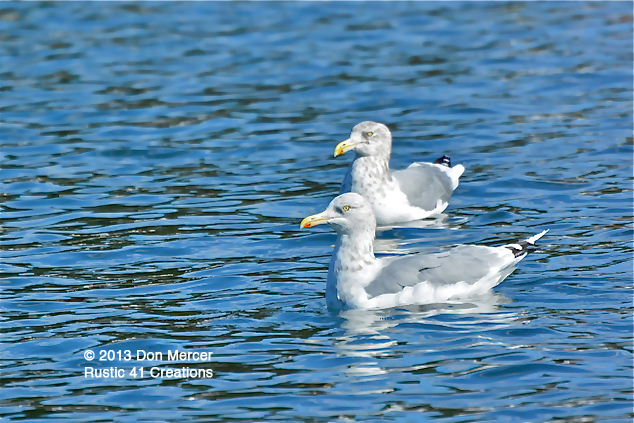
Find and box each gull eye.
[365,131,373,137]
[342,205,350,212]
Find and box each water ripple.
[1,2,632,422]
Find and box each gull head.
[300,193,376,235]
[334,121,392,158]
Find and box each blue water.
[1,2,632,422]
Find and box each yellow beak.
[300,212,330,229]
[334,139,357,157]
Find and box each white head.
[334,121,392,158]
[300,193,376,236]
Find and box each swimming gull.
[335,121,465,225]
[301,193,548,310]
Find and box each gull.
[335,121,465,225]
[301,193,548,310]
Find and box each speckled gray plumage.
[339,156,393,202]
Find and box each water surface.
[1,2,632,422]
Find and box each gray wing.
[365,245,507,298]
[392,163,462,211]
[338,165,352,195]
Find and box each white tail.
[524,229,549,245]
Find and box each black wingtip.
[433,155,451,167]
[505,240,534,258]
[505,230,549,257]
